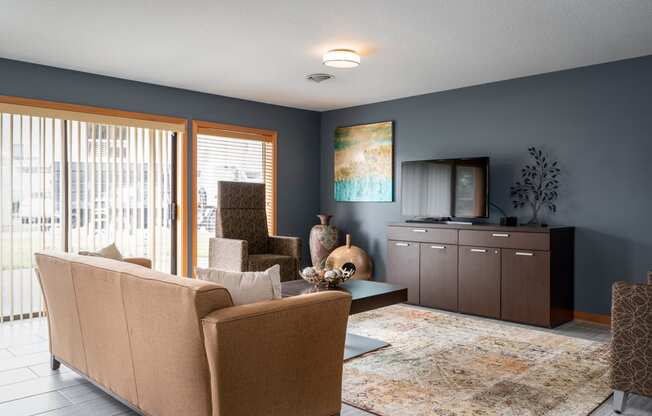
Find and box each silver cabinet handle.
[431,245,446,250]
[412,229,427,233]
[492,233,510,238]
[395,242,410,247]
[515,251,534,256]
[470,248,487,253]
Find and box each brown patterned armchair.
[207,181,301,281]
[609,272,652,413]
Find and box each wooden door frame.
[187,120,278,277]
[0,96,186,128]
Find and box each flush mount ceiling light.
[322,49,360,69]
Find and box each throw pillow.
[196,265,281,305]
[79,243,124,261]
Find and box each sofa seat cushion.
[248,254,298,282]
[196,265,281,305]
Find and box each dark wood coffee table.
[282,279,408,359]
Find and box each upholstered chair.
[610,272,652,413]
[208,181,301,281]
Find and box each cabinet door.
[501,249,550,327]
[420,243,458,311]
[458,246,501,318]
[387,240,420,304]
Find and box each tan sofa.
[35,251,351,416]
[121,257,152,268]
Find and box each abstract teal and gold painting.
[334,121,393,202]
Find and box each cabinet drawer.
[387,226,458,244]
[459,230,549,251]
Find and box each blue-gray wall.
[320,55,652,315]
[0,58,321,275]
[3,54,650,314]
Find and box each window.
[191,121,276,270]
[0,98,185,321]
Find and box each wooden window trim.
[0,95,188,276]
[188,120,278,277]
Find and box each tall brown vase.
[309,214,340,268]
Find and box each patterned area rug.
[343,305,611,416]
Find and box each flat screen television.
[401,157,489,219]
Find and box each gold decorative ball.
[325,234,373,280]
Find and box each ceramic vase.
[309,214,340,268]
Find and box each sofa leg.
[613,390,628,414]
[50,355,61,371]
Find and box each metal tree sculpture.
[510,147,560,225]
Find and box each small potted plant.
[510,147,560,225]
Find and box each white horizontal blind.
[0,109,175,322]
[196,133,274,267]
[0,113,64,321]
[263,140,273,230]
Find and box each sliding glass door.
[0,108,178,322]
[66,121,177,271]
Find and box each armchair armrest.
[202,291,351,416]
[208,238,248,271]
[268,235,301,259]
[610,281,652,397]
[123,257,152,268]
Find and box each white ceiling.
[2,1,652,111]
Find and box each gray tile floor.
[0,314,650,416]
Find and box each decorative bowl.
[300,266,355,288]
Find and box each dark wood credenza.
[386,223,574,328]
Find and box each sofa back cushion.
[35,251,233,416]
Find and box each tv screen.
[401,157,489,219]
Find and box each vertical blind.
[66,121,175,270]
[0,114,63,321]
[0,107,177,322]
[196,133,275,267]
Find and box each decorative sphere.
[325,234,373,280]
